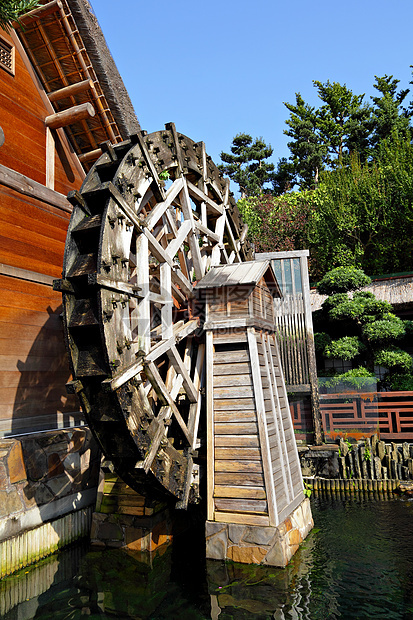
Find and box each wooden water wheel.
[56,124,252,508]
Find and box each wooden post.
[45,103,95,129]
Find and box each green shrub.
[317,266,371,295]
[388,373,413,391]
[374,347,413,372]
[324,336,362,361]
[321,367,376,389]
[363,316,405,343]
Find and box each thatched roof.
[15,0,140,169]
[66,0,140,139]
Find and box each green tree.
[0,0,40,32]
[219,133,276,198]
[283,93,325,188]
[314,267,412,390]
[370,75,411,148]
[283,81,373,188]
[308,137,413,277]
[314,80,372,164]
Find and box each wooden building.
[0,0,141,577]
[0,0,139,437]
[197,261,313,566]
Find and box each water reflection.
[2,497,413,619]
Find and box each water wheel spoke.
[144,360,192,446]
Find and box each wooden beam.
[144,361,192,445]
[78,149,103,164]
[45,103,95,129]
[0,163,70,212]
[14,0,62,26]
[47,79,94,103]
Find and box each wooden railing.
[318,391,413,441]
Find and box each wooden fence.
[290,391,413,441]
[319,391,413,441]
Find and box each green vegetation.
[314,267,413,391]
[221,72,413,278]
[219,133,276,198]
[0,1,40,32]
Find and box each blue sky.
[91,0,413,179]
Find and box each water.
[2,496,413,619]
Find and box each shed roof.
[195,260,282,297]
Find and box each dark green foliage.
[370,75,412,148]
[374,347,413,373]
[317,267,371,295]
[0,0,40,32]
[314,332,332,353]
[283,93,325,188]
[362,316,405,343]
[387,373,413,391]
[324,336,362,361]
[219,134,275,198]
[314,267,411,390]
[321,367,376,390]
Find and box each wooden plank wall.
[0,187,82,436]
[212,340,270,526]
[0,29,86,436]
[0,271,82,436]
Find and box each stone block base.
[91,466,173,559]
[205,497,313,567]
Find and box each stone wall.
[0,427,100,577]
[205,498,313,567]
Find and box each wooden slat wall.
[258,331,303,507]
[212,342,269,518]
[274,292,309,387]
[0,275,81,436]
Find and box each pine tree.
[283,93,325,188]
[219,133,276,197]
[370,75,412,148]
[314,267,412,391]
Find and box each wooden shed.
[197,261,312,565]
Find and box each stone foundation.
[205,497,313,567]
[0,427,100,577]
[90,466,173,558]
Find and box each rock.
[403,443,410,463]
[374,456,382,480]
[7,442,27,484]
[206,529,228,560]
[228,524,246,544]
[0,462,8,490]
[47,453,64,478]
[377,441,386,461]
[0,489,23,517]
[397,482,413,495]
[243,526,275,546]
[288,528,303,546]
[226,544,267,565]
[339,438,349,457]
